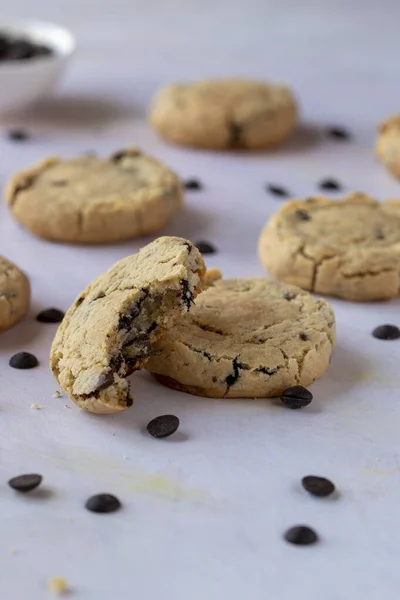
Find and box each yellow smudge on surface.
[48,577,68,595]
[30,403,41,410]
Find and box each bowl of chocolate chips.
[0,20,75,116]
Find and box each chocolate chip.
[299,333,308,341]
[8,473,42,493]
[326,126,351,141]
[7,40,35,60]
[126,395,133,407]
[195,241,216,254]
[284,525,318,545]
[51,180,68,187]
[296,210,311,221]
[184,179,203,190]
[302,475,335,497]
[118,292,148,330]
[9,352,39,369]
[93,372,114,392]
[180,279,194,310]
[147,415,180,438]
[318,178,342,191]
[36,308,65,323]
[280,385,313,409]
[266,184,289,198]
[256,367,278,376]
[283,292,295,301]
[226,358,242,387]
[7,128,29,141]
[146,322,158,334]
[111,150,127,162]
[85,493,121,513]
[372,324,400,340]
[228,122,242,146]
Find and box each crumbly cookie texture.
[0,256,30,332]
[5,148,182,244]
[258,193,400,301]
[146,278,335,399]
[149,79,297,150]
[50,237,206,414]
[376,114,400,178]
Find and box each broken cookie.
[50,237,206,413]
[258,193,400,301]
[146,278,335,398]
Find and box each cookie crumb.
[65,404,71,409]
[31,403,41,410]
[52,391,61,398]
[8,546,17,555]
[48,577,68,595]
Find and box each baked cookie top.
[258,194,400,301]
[50,237,206,414]
[0,256,30,332]
[376,114,400,178]
[149,79,297,150]
[5,148,182,244]
[146,278,335,398]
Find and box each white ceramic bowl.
[0,20,75,116]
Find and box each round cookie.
[258,194,400,301]
[146,278,335,399]
[376,114,400,178]
[5,148,182,244]
[0,256,30,332]
[149,79,297,150]
[50,237,206,414]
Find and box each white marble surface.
[1,2,400,599]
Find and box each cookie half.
[0,256,30,332]
[376,114,400,178]
[50,237,206,413]
[149,79,297,150]
[5,148,182,243]
[146,278,335,398]
[258,194,400,301]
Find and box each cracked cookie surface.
[149,79,297,150]
[50,237,206,413]
[5,148,182,243]
[376,114,400,178]
[146,278,335,398]
[0,256,30,332]
[258,194,400,301]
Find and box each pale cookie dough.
[5,148,182,244]
[149,79,297,150]
[258,194,400,301]
[0,256,30,332]
[50,237,206,414]
[146,278,335,398]
[376,114,400,178]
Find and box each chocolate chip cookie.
[146,278,335,398]
[149,79,297,150]
[5,148,182,243]
[50,237,206,413]
[0,256,30,332]
[376,114,400,178]
[258,194,400,301]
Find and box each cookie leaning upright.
[258,193,400,301]
[146,278,335,399]
[5,148,182,243]
[0,256,30,332]
[375,114,400,178]
[149,79,297,150]
[50,237,206,414]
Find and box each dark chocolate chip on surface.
[299,332,309,341]
[184,179,203,190]
[180,279,194,310]
[8,473,42,493]
[36,308,65,323]
[284,525,318,545]
[281,385,313,409]
[7,128,30,141]
[372,324,400,340]
[302,475,335,497]
[226,358,242,387]
[195,241,216,254]
[318,178,342,191]
[85,493,121,513]
[266,184,289,198]
[147,414,180,438]
[296,209,311,221]
[326,126,351,141]
[9,352,39,369]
